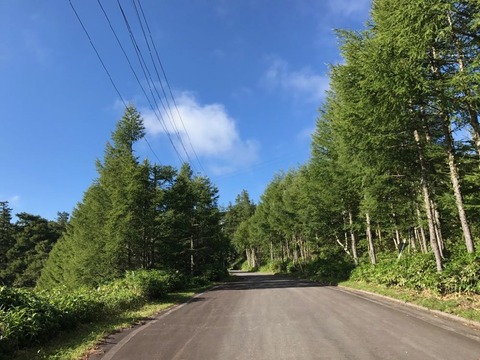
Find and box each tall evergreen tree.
[38,105,149,288]
[0,202,14,283]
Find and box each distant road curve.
[91,272,480,360]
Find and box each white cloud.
[142,92,259,174]
[327,0,371,18]
[262,57,329,103]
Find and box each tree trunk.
[430,43,475,254]
[441,116,475,253]
[430,200,444,256]
[365,212,376,265]
[376,226,383,252]
[394,228,401,250]
[415,204,428,253]
[409,227,417,251]
[348,211,358,265]
[335,233,352,257]
[285,238,291,261]
[190,235,194,275]
[413,129,443,271]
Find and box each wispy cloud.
[23,31,51,64]
[296,126,316,143]
[142,92,259,174]
[327,0,371,18]
[262,57,329,103]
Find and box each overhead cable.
[68,0,163,165]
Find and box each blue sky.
[0,0,371,220]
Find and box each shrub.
[38,287,102,328]
[0,287,60,354]
[439,248,480,294]
[123,270,169,300]
[349,248,480,295]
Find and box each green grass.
[340,280,480,323]
[10,288,210,360]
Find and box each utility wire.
[135,0,206,174]
[115,0,189,166]
[68,0,162,165]
[96,0,176,165]
[127,0,192,167]
[129,0,191,164]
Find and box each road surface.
[94,272,480,360]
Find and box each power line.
[96,0,179,166]
[132,0,192,163]
[120,0,192,167]
[115,0,190,167]
[68,0,162,165]
[134,0,206,174]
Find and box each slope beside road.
[91,272,480,360]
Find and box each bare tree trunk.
[415,204,428,253]
[391,210,399,250]
[190,235,194,275]
[348,211,358,266]
[409,227,417,251]
[376,226,383,251]
[335,233,352,257]
[394,228,401,250]
[365,212,376,265]
[431,200,444,256]
[285,238,290,261]
[441,117,475,253]
[251,248,257,268]
[414,129,443,271]
[299,236,305,261]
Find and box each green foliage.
[39,107,228,290]
[350,248,480,295]
[0,286,60,354]
[439,244,480,294]
[0,212,65,287]
[240,260,257,272]
[0,269,186,356]
[0,202,14,276]
[258,259,287,274]
[235,0,480,292]
[303,252,356,283]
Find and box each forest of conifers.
[1,0,480,355]
[0,106,232,354]
[227,0,480,293]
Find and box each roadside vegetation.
[1,106,229,359]
[225,0,480,323]
[1,271,212,360]
[2,0,480,358]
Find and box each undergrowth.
[0,270,212,358]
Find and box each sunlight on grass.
[340,280,480,323]
[12,291,200,360]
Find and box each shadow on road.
[213,271,326,291]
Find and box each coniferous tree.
[0,201,14,279]
[1,213,60,287]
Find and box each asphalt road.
[95,272,480,360]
